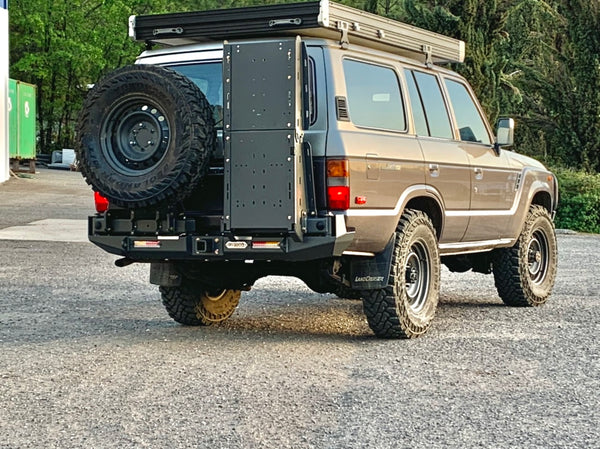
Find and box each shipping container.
[8,79,37,160]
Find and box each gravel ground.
[0,169,598,448]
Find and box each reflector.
[94,192,109,213]
[252,241,282,249]
[133,240,161,248]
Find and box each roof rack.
[129,0,465,64]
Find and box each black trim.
[133,1,322,43]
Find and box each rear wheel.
[160,279,241,326]
[362,210,440,338]
[493,205,557,306]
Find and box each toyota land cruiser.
[77,0,558,338]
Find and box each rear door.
[405,69,471,243]
[442,77,519,241]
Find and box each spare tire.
[77,64,214,208]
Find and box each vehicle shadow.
[0,291,509,347]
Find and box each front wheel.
[493,205,558,306]
[362,210,440,339]
[160,280,241,326]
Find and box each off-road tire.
[493,205,557,306]
[362,209,440,339]
[160,280,241,326]
[333,285,363,300]
[77,64,214,208]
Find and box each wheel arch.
[403,194,443,240]
[531,190,553,213]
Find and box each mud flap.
[150,262,182,287]
[349,234,395,290]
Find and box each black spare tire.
[77,64,214,208]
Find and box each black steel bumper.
[88,214,354,262]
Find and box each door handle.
[474,167,483,180]
[428,164,439,177]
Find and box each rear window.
[167,62,223,127]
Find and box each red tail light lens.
[326,159,350,211]
[94,192,109,213]
[327,186,350,210]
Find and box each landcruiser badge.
[225,241,249,250]
[354,276,384,283]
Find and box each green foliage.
[554,169,600,234]
[8,0,600,174]
[9,0,172,153]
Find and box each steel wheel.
[77,64,214,208]
[197,289,242,324]
[527,230,549,285]
[101,97,171,176]
[404,241,431,313]
[161,280,241,326]
[362,209,440,339]
[493,205,558,306]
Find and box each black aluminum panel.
[223,38,306,235]
[226,40,297,131]
[227,131,296,230]
[133,1,321,42]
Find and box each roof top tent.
[129,0,465,65]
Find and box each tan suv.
[77,0,558,338]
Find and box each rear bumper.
[88,214,354,262]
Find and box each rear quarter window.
[343,59,406,132]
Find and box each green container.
[8,79,17,156]
[8,79,37,159]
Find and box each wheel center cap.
[131,123,157,150]
[409,267,418,283]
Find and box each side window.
[444,79,491,145]
[343,59,406,132]
[405,71,428,136]
[307,57,317,126]
[410,70,453,139]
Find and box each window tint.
[405,71,428,136]
[168,62,223,127]
[307,57,317,126]
[444,79,491,145]
[343,59,406,131]
[411,71,453,139]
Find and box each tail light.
[327,159,350,211]
[94,192,109,213]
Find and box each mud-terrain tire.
[333,285,363,300]
[77,64,214,208]
[493,205,557,306]
[160,280,241,326]
[362,210,440,339]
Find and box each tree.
[9,0,167,153]
[557,0,600,171]
[9,0,600,171]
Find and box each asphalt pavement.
[0,168,598,448]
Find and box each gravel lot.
[0,169,598,448]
